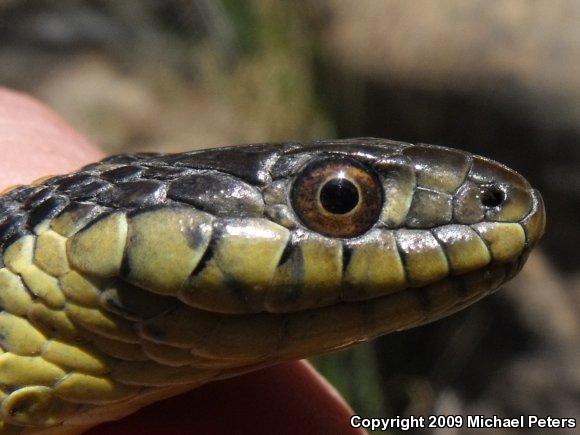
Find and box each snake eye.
[480,184,505,208]
[290,156,383,238]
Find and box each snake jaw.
[137,252,522,369]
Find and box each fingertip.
[0,87,102,187]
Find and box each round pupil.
[319,178,360,214]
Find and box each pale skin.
[0,88,363,434]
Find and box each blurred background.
[1,1,579,433]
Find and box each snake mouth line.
[139,255,526,371]
[171,218,535,316]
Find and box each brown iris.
[290,156,383,238]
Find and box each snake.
[0,138,545,433]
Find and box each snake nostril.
[480,185,505,208]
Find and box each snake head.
[114,139,544,365]
[0,138,545,430]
